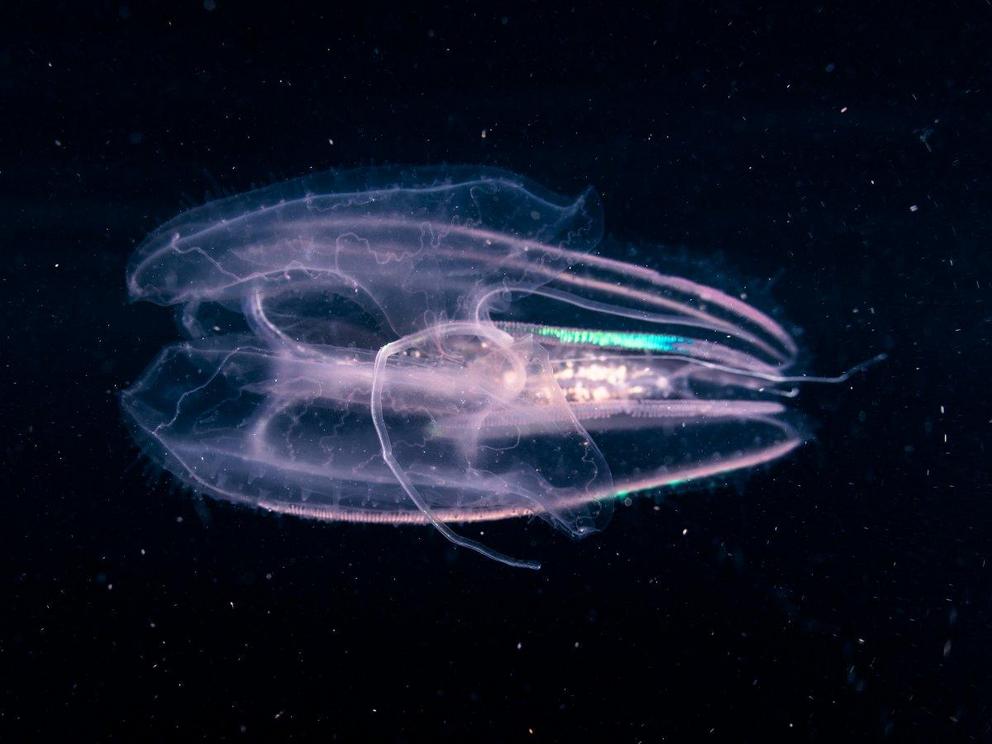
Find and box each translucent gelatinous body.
[123,166,812,568]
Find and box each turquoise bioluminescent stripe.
[609,480,688,501]
[532,325,688,353]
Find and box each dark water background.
[3,2,991,741]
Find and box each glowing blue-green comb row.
[497,322,689,353]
